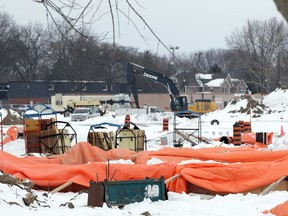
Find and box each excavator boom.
[126,62,187,111]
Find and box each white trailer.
[50,93,130,115]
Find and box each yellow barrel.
[233,122,242,145]
[163,118,169,131]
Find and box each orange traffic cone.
[281,125,285,137]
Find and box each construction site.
[0,89,287,215]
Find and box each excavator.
[126,62,188,112]
[126,62,217,114]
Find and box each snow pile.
[263,88,288,115]
[227,95,265,116]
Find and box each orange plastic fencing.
[1,142,288,194]
[1,126,20,145]
[264,200,288,216]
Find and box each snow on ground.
[1,88,288,215]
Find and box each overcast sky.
[0,0,286,56]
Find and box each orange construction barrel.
[238,120,244,133]
[125,115,130,128]
[244,121,252,133]
[163,118,169,131]
[233,122,242,145]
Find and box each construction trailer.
[51,93,130,115]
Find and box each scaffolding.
[173,110,202,147]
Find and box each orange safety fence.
[0,142,175,189]
[136,144,288,164]
[7,126,19,141]
[49,142,147,164]
[264,200,288,216]
[167,158,288,193]
[1,142,288,194]
[1,126,20,145]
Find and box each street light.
[170,46,179,66]
[195,52,203,71]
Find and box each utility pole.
[170,46,179,73]
[195,52,204,99]
[80,48,86,101]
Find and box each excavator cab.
[171,96,188,111]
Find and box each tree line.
[0,11,288,94]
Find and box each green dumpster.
[104,177,166,206]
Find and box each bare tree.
[174,55,197,92]
[9,23,49,81]
[33,0,177,58]
[41,22,97,83]
[0,12,19,82]
[226,17,288,93]
[93,43,131,83]
[44,23,134,85]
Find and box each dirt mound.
[228,95,265,116]
[2,110,23,125]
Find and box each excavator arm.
[126,62,187,111]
